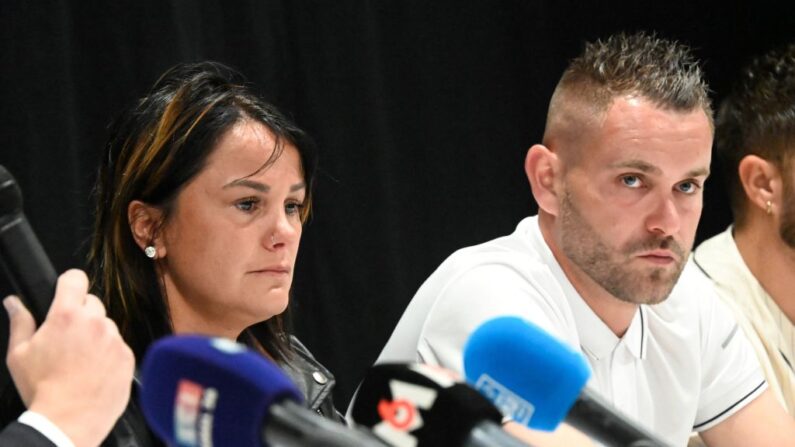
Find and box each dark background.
[1,1,793,411]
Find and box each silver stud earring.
[144,246,157,259]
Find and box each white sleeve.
[17,411,77,447]
[416,263,570,375]
[693,286,767,431]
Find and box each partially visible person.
[1,269,134,447]
[369,33,795,446]
[694,44,795,414]
[84,61,339,446]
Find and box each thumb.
[4,296,36,351]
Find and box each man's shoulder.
[647,260,723,324]
[419,235,559,311]
[666,260,720,301]
[433,216,549,278]
[375,217,572,367]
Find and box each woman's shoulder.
[281,335,343,421]
[102,384,164,447]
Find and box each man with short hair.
[373,33,795,445]
[694,44,795,415]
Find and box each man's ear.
[525,144,562,216]
[128,200,166,258]
[738,155,781,215]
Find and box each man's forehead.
[548,93,712,172]
[596,97,712,147]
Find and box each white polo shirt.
[375,216,765,446]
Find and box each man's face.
[556,96,713,305]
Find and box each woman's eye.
[285,202,304,216]
[235,198,258,212]
[621,175,642,188]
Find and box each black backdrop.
[1,1,794,410]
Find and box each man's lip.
[637,250,677,262]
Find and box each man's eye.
[621,175,642,188]
[677,181,699,194]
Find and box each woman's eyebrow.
[223,178,269,192]
[223,179,306,192]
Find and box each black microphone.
[0,164,56,325]
[350,363,528,447]
[464,316,669,447]
[140,335,387,447]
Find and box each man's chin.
[612,288,673,306]
[636,278,680,305]
[638,291,672,305]
[609,272,680,305]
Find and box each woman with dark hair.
[86,61,339,445]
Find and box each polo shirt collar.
[527,216,649,361]
[624,307,647,360]
[562,275,649,361]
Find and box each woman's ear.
[128,200,166,258]
[737,155,780,215]
[525,144,562,216]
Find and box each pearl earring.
[144,246,157,259]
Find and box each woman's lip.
[250,268,290,274]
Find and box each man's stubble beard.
[558,190,688,305]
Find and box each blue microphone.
[139,335,386,447]
[463,316,668,447]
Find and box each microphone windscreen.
[463,316,590,431]
[139,335,303,447]
[351,363,502,447]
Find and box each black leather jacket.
[103,336,342,447]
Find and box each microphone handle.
[0,214,56,325]
[264,399,387,447]
[463,420,529,447]
[566,389,668,447]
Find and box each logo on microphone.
[373,380,438,447]
[475,374,535,425]
[174,379,219,447]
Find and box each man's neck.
[734,220,795,325]
[538,213,637,337]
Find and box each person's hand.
[4,269,135,447]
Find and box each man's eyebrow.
[223,179,307,193]
[608,160,710,179]
[685,167,710,178]
[608,160,661,174]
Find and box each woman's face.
[157,119,306,337]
